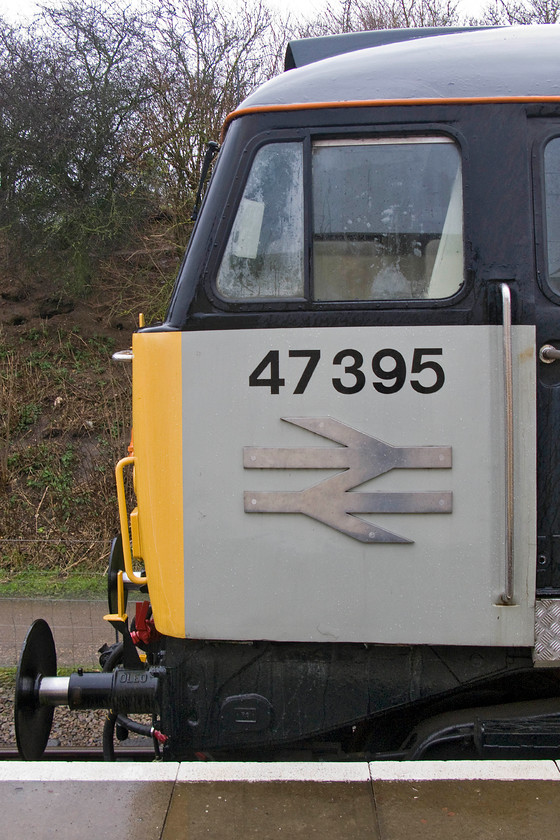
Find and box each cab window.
[216,143,304,299]
[313,137,463,301]
[544,138,560,295]
[215,135,463,303]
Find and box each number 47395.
[248,348,445,395]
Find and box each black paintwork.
[160,638,560,758]
[162,103,538,330]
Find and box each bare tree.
[301,0,461,36]
[141,0,285,244]
[480,0,560,23]
[0,0,289,287]
[0,1,156,290]
[36,1,155,286]
[0,21,77,260]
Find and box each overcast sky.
[1,0,490,26]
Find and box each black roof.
[238,26,560,111]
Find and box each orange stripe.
[221,96,560,140]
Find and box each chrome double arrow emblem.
[244,418,452,543]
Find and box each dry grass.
[0,323,133,576]
[93,219,183,327]
[0,217,178,587]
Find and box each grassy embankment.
[0,220,181,600]
[0,297,148,600]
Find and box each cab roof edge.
[284,26,499,71]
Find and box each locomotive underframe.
[159,636,560,759]
[15,612,560,761]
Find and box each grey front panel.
[182,325,535,645]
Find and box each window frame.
[536,134,560,305]
[206,124,467,313]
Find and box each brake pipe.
[115,713,168,744]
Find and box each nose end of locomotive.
[14,617,163,760]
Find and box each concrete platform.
[2,761,560,840]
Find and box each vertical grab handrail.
[500,283,514,604]
[115,456,148,587]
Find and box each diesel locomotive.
[15,24,560,761]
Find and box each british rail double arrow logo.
[244,418,452,543]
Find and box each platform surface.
[0,598,110,668]
[3,761,560,839]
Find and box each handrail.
[115,456,147,586]
[103,570,128,624]
[500,283,514,604]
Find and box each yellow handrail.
[103,569,128,624]
[115,456,148,586]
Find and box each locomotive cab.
[16,24,560,761]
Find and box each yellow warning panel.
[132,332,184,637]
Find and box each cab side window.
[545,138,560,294]
[216,143,304,299]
